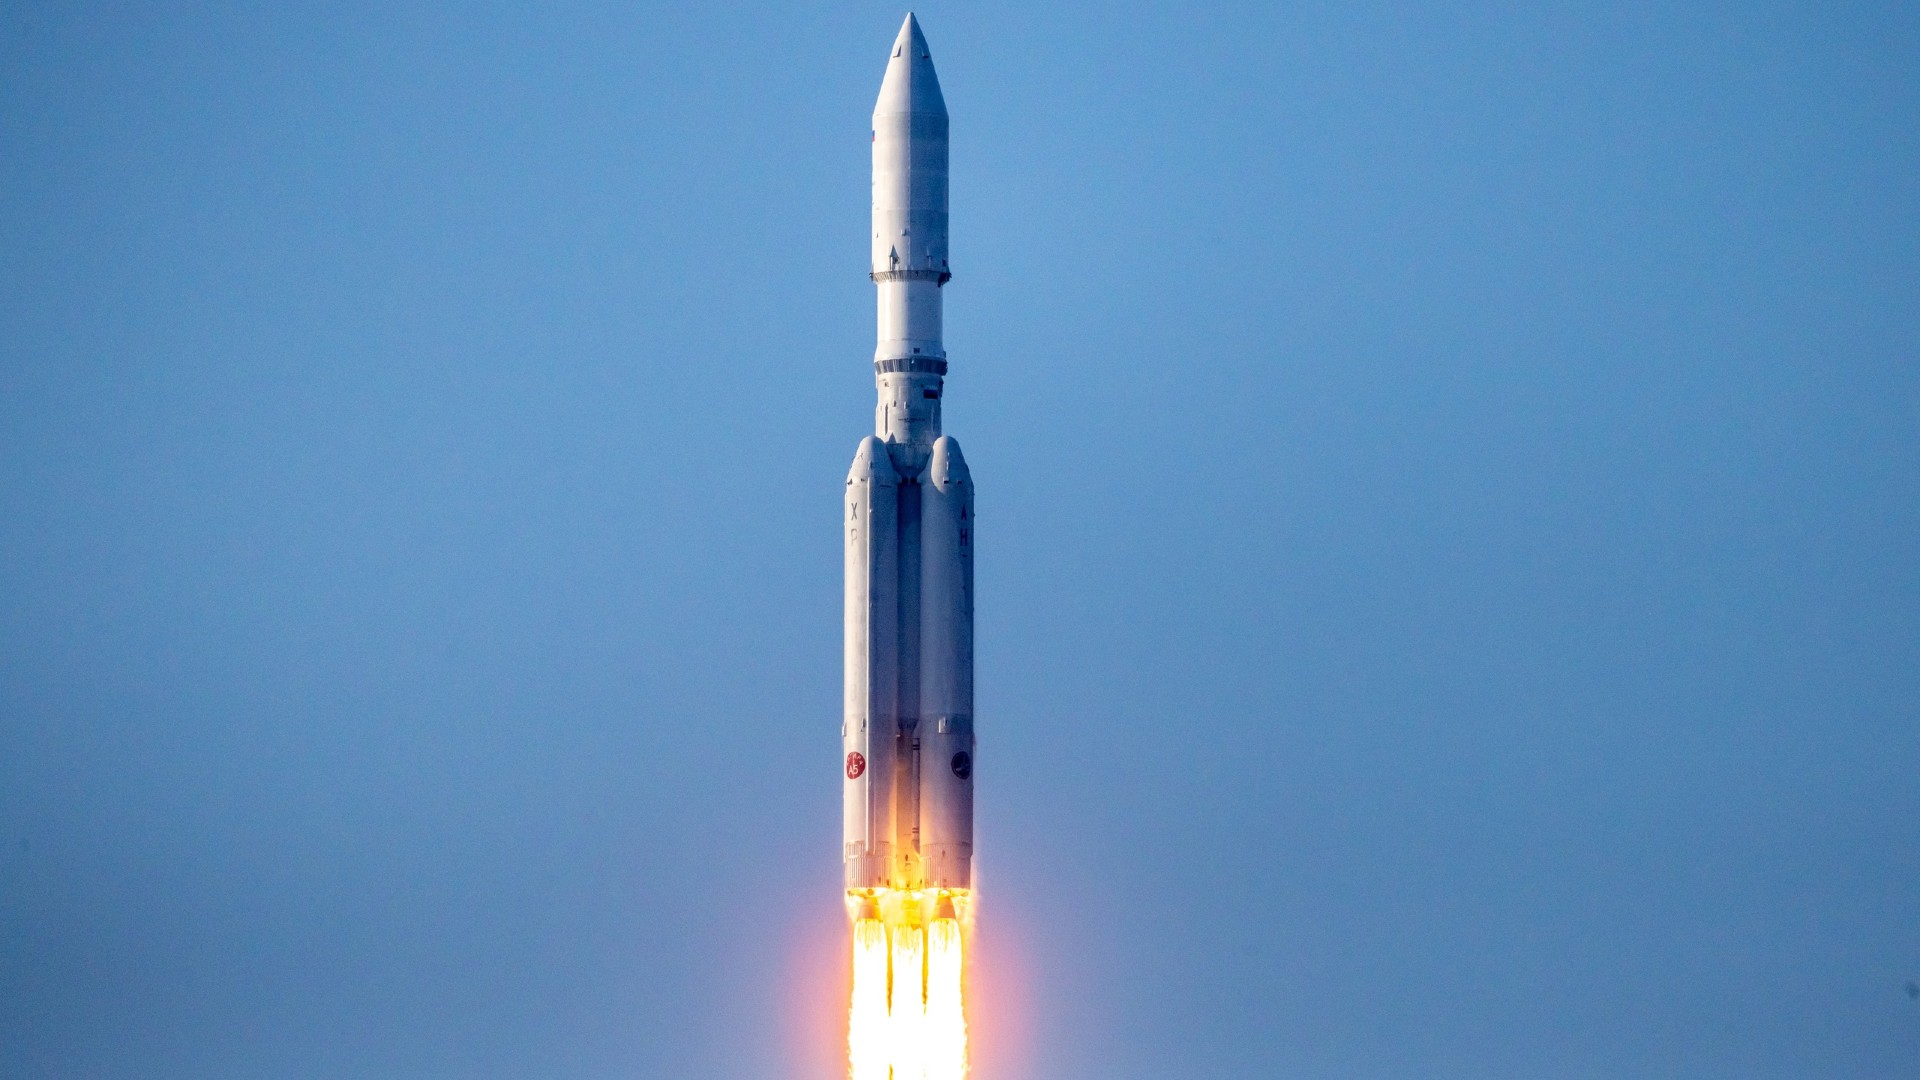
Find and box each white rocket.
[844,14,974,897]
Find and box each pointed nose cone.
[876,12,946,117]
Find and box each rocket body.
[844,14,973,896]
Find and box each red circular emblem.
[846,751,866,780]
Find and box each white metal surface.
[917,436,974,888]
[871,12,948,479]
[843,435,899,890]
[842,14,974,895]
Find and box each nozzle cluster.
[846,887,974,929]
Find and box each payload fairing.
[843,14,974,901]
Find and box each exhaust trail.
[850,919,892,1080]
[924,918,967,1080]
[890,924,927,1080]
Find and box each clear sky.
[2,2,1916,1078]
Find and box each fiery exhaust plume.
[848,891,969,1080]
[850,918,893,1080]
[923,916,967,1080]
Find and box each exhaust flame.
[889,922,927,1079]
[923,917,966,1080]
[850,918,893,1080]
[848,891,968,1080]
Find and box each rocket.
[844,14,974,898]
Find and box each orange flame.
[848,891,969,1080]
[850,918,892,1080]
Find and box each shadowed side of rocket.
[844,14,974,897]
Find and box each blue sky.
[2,3,1916,1077]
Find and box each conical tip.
[878,12,944,115]
[894,13,929,60]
